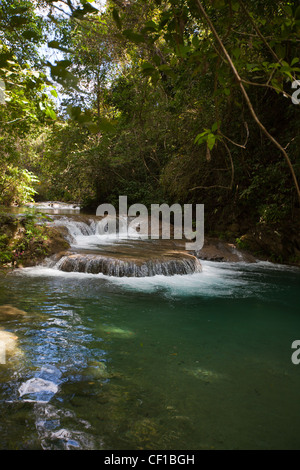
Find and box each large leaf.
[9,15,29,28]
[122,30,145,44]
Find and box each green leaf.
[85,122,99,134]
[142,20,157,33]
[45,108,56,120]
[232,48,241,59]
[211,122,219,132]
[22,30,40,41]
[9,15,29,27]
[157,64,172,72]
[48,40,60,49]
[194,134,203,144]
[282,70,294,81]
[231,1,240,12]
[141,62,156,76]
[67,105,82,120]
[271,79,283,92]
[122,30,145,44]
[153,55,161,66]
[212,0,225,8]
[194,130,208,144]
[207,133,216,150]
[55,60,72,68]
[176,44,192,58]
[192,35,200,47]
[141,61,155,70]
[97,118,115,133]
[282,5,293,17]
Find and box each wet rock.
[51,251,202,277]
[40,227,70,258]
[194,238,256,263]
[20,226,70,267]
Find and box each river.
[0,203,300,450]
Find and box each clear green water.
[0,261,300,450]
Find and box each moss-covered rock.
[0,213,70,268]
[15,226,70,267]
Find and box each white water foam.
[15,258,299,299]
[13,261,251,298]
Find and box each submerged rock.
[184,366,227,383]
[99,325,135,338]
[0,329,19,359]
[0,305,27,321]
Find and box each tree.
[0,0,57,205]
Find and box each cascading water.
[49,253,202,277]
[46,215,202,277]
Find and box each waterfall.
[52,215,139,245]
[48,253,202,277]
[47,215,202,277]
[52,217,96,244]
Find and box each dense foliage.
[1,0,300,263]
[0,210,69,267]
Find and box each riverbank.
[204,221,300,267]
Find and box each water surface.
[0,260,300,450]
